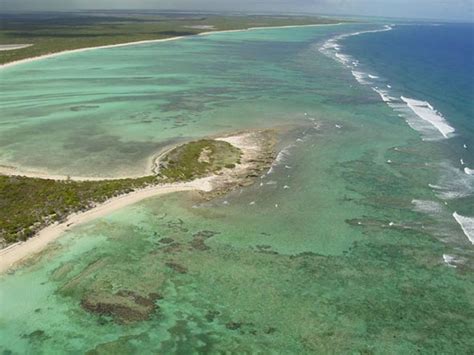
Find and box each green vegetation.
[0,12,343,64]
[0,139,241,245]
[0,175,157,244]
[159,139,242,180]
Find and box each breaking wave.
[453,212,474,245]
[428,162,474,200]
[400,97,455,139]
[320,25,456,141]
[321,24,473,253]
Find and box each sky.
[1,0,473,21]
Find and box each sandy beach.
[0,44,33,51]
[0,130,273,274]
[0,177,214,274]
[0,164,156,181]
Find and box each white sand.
[0,164,147,181]
[0,131,268,274]
[0,177,214,274]
[0,44,33,51]
[0,23,341,70]
[0,37,185,70]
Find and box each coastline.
[0,165,143,181]
[0,178,213,274]
[0,164,156,181]
[0,130,276,274]
[0,23,342,70]
[0,142,175,180]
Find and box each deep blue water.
[332,22,474,223]
[343,23,474,163]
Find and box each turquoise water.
[1,24,473,353]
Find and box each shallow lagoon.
[1,24,473,353]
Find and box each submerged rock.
[190,230,220,251]
[165,261,188,274]
[225,321,242,330]
[158,237,175,244]
[205,310,221,322]
[81,290,161,324]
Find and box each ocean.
[0,22,473,353]
[327,22,474,244]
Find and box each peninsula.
[0,130,276,273]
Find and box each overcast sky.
[1,0,473,21]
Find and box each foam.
[275,145,292,164]
[267,147,290,175]
[465,167,474,175]
[372,87,396,102]
[428,162,474,199]
[320,25,393,69]
[351,70,370,84]
[320,25,395,101]
[442,254,457,267]
[388,101,448,141]
[400,97,455,138]
[411,199,444,215]
[453,212,474,244]
[320,25,459,143]
[335,53,351,65]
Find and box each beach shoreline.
[0,23,342,70]
[0,130,276,274]
[0,178,213,274]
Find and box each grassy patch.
[0,138,242,245]
[159,139,242,181]
[0,175,158,244]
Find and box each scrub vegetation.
[158,139,242,180]
[0,139,241,245]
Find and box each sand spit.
[0,23,342,70]
[0,44,33,51]
[0,130,275,274]
[0,165,150,181]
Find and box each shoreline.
[0,141,176,180]
[0,44,33,51]
[0,23,342,70]
[0,164,146,181]
[0,177,213,274]
[0,130,275,274]
[0,163,158,181]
